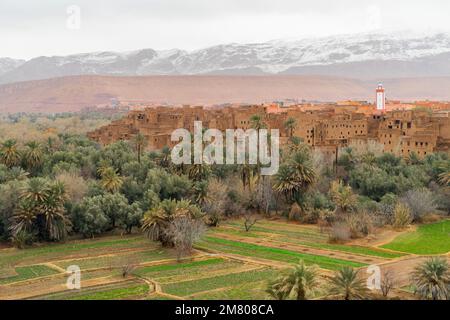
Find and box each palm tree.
[159,146,171,168]
[14,179,69,241]
[329,180,357,214]
[11,200,36,236]
[287,137,304,154]
[193,180,209,207]
[284,117,297,138]
[266,260,319,300]
[328,267,368,300]
[239,163,254,190]
[7,167,29,181]
[141,199,203,247]
[290,151,316,190]
[132,133,147,164]
[266,279,289,300]
[96,159,112,177]
[188,163,211,182]
[0,139,21,168]
[45,137,56,153]
[100,167,123,193]
[20,178,50,203]
[273,150,316,204]
[411,257,449,300]
[249,114,266,130]
[437,162,450,186]
[23,141,43,171]
[40,181,70,241]
[273,165,300,201]
[360,152,376,167]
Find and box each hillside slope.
[0,75,449,113]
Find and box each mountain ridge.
[2,31,450,83]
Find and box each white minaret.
[376,83,386,112]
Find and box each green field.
[0,265,59,285]
[40,280,150,300]
[70,284,150,300]
[162,268,278,297]
[212,222,405,259]
[382,220,450,254]
[0,236,150,271]
[196,236,366,270]
[192,281,271,300]
[54,248,176,270]
[0,219,419,300]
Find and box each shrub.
[289,203,303,221]
[10,230,35,249]
[401,188,437,222]
[345,211,374,238]
[328,222,351,243]
[303,208,335,224]
[378,193,398,218]
[71,197,112,237]
[429,182,450,215]
[55,171,88,203]
[392,202,412,229]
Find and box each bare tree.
[244,213,258,232]
[380,270,396,298]
[166,217,206,261]
[119,256,138,278]
[401,188,437,222]
[121,262,137,278]
[202,179,227,226]
[253,177,273,216]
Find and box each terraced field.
[202,220,407,264]
[40,279,151,300]
[0,219,423,300]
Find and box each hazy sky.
[1,0,450,60]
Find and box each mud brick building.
[88,102,450,159]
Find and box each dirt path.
[372,255,450,287]
[42,262,67,273]
[351,227,414,247]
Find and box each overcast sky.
[1,0,450,60]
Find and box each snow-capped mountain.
[0,58,25,76]
[2,31,450,84]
